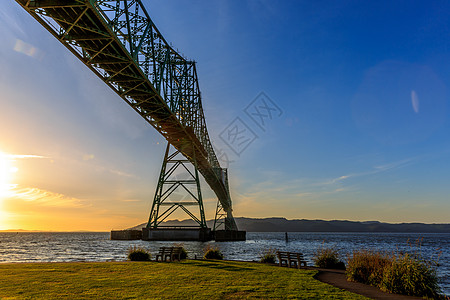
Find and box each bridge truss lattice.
[16,0,238,231]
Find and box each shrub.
[174,243,188,259]
[346,249,392,286]
[380,254,442,299]
[203,245,224,260]
[259,248,276,264]
[346,249,444,299]
[127,245,151,261]
[313,247,346,270]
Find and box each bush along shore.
[345,248,444,299]
[313,245,346,270]
[127,246,152,261]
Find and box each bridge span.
[16,0,242,238]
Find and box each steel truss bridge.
[17,0,238,231]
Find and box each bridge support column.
[213,199,226,231]
[146,142,209,238]
[213,168,238,231]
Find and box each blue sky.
[0,0,449,230]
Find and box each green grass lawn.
[0,260,368,299]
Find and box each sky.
[1,0,450,231]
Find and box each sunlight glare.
[0,151,16,199]
[0,210,10,230]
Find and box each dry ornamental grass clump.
[203,245,224,260]
[346,249,444,299]
[259,248,277,264]
[346,249,392,286]
[313,246,346,270]
[379,254,441,299]
[127,245,151,261]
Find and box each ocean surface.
[0,231,448,295]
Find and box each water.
[0,232,448,295]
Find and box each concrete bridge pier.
[110,228,246,241]
[142,228,212,242]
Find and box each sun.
[0,151,17,230]
[0,151,17,199]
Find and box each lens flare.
[13,39,41,59]
[411,90,420,113]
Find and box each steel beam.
[16,0,238,231]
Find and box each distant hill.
[128,218,450,233]
[233,218,450,233]
[0,229,42,232]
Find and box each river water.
[0,231,448,295]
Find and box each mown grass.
[0,260,368,299]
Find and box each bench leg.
[287,259,295,268]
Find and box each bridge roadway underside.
[16,0,236,226]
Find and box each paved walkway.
[314,268,424,300]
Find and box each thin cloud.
[0,7,26,34]
[238,156,421,205]
[109,169,137,178]
[373,158,416,171]
[82,154,95,161]
[294,192,314,198]
[319,175,350,186]
[327,157,419,185]
[9,186,87,208]
[7,154,46,159]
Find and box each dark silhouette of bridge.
[17,0,243,240]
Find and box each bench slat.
[276,251,307,268]
[156,246,184,262]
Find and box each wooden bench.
[276,251,307,268]
[155,246,184,262]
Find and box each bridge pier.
[142,227,212,242]
[213,230,246,242]
[110,230,142,240]
[111,228,246,241]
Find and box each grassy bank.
[0,260,367,299]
